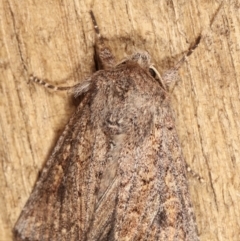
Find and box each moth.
[14,10,200,241]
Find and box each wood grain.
[1,0,239,240]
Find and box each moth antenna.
[174,35,202,70]
[29,75,74,91]
[173,1,223,72]
[89,10,102,40]
[159,35,202,90]
[90,10,116,69]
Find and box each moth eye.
[149,68,156,78]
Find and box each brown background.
[1,0,240,240]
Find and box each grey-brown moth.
[14,10,200,241]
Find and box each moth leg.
[90,10,116,69]
[161,35,201,89]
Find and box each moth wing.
[14,65,198,241]
[85,66,199,241]
[113,102,199,241]
[14,91,113,241]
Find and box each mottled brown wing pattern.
[14,63,198,241]
[14,10,200,241]
[14,92,100,240]
[88,64,198,241]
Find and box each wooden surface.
[1,1,240,240]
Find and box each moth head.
[130,51,151,67]
[118,51,151,68]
